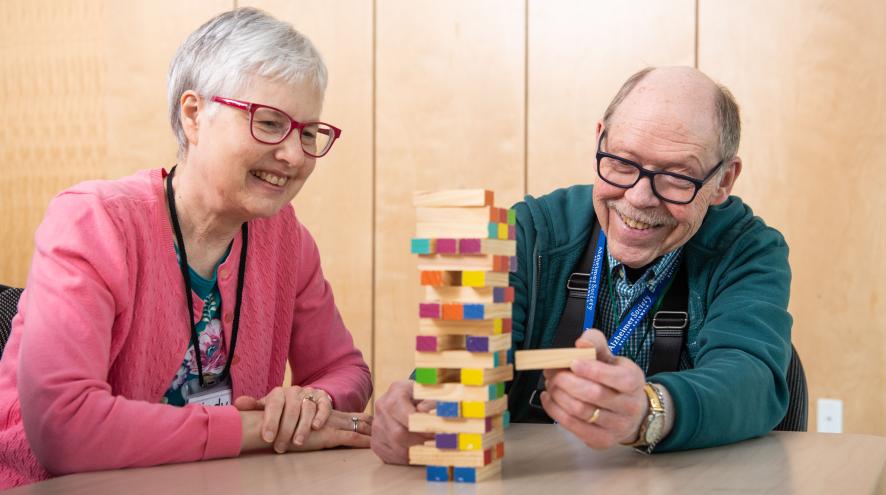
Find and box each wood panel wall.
[2,1,884,437]
[698,0,886,436]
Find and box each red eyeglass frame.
[211,96,342,158]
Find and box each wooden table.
[8,424,886,494]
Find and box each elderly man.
[371,66,791,462]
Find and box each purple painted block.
[419,303,440,318]
[435,433,458,449]
[416,335,438,351]
[484,417,493,432]
[508,225,516,240]
[466,335,489,352]
[509,256,518,272]
[458,238,483,254]
[437,238,458,254]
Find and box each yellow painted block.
[493,319,503,334]
[462,401,486,418]
[462,271,485,287]
[459,433,483,450]
[497,223,508,239]
[461,368,484,385]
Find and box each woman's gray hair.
[168,7,327,157]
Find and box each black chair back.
[774,343,808,432]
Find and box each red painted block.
[416,335,438,351]
[419,303,441,318]
[437,238,458,254]
[459,238,482,254]
[483,448,493,465]
[502,319,512,334]
[442,303,463,320]
[496,442,504,459]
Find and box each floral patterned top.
[163,251,229,406]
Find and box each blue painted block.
[463,304,485,320]
[437,401,460,417]
[465,335,489,352]
[426,465,452,482]
[507,348,514,364]
[453,466,477,483]
[411,238,433,254]
[503,410,511,428]
[435,433,458,449]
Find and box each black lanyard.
[166,166,248,387]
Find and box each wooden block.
[457,238,516,256]
[460,364,514,385]
[410,238,436,254]
[419,302,512,321]
[413,382,505,402]
[416,221,497,239]
[461,271,510,287]
[421,270,509,288]
[415,334,465,352]
[419,318,512,336]
[413,190,493,207]
[416,205,500,223]
[465,334,512,353]
[459,397,508,419]
[434,433,458,449]
[416,254,514,272]
[409,443,495,468]
[426,465,452,482]
[514,348,597,370]
[453,459,502,483]
[414,367,460,384]
[408,413,496,434]
[424,286,514,304]
[415,350,508,369]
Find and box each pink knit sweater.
[0,169,372,488]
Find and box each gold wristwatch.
[632,383,666,454]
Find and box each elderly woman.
[0,8,372,488]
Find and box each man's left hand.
[540,329,648,448]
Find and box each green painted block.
[415,368,440,384]
[507,209,516,225]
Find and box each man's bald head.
[602,66,741,163]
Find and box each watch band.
[631,383,666,453]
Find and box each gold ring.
[586,408,601,424]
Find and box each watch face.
[645,415,665,444]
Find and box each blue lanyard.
[582,230,679,355]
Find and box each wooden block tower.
[408,189,516,483]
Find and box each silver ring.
[351,416,360,432]
[303,393,316,403]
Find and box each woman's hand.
[235,386,336,453]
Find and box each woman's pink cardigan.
[0,168,372,488]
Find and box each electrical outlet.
[817,398,843,433]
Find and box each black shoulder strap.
[646,260,689,377]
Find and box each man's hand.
[370,380,434,464]
[540,329,649,448]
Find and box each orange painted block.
[442,303,464,320]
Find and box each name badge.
[186,379,233,406]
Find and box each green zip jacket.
[507,184,792,451]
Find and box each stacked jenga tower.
[407,189,516,484]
